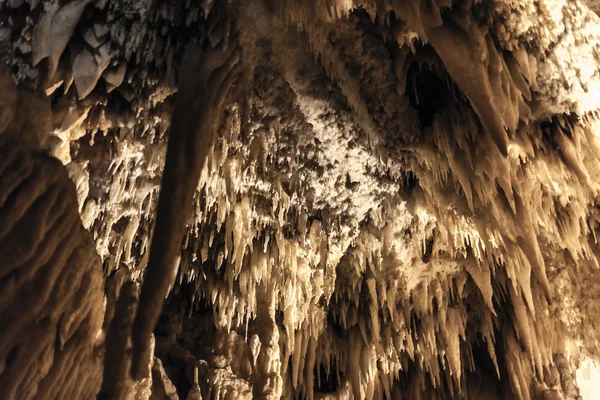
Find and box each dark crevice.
[314,362,343,393]
[5,346,18,371]
[407,62,450,129]
[422,235,435,263]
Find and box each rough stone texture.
[0,137,105,399]
[0,0,600,399]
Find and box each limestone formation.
[0,0,600,399]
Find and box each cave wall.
[1,0,600,399]
[0,85,104,398]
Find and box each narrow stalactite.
[98,281,138,399]
[130,8,245,380]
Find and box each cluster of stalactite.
[1,0,600,399]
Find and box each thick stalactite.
[1,0,600,399]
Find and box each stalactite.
[98,281,138,399]
[1,0,600,398]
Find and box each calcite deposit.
[1,0,600,399]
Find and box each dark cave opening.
[422,235,435,263]
[154,281,219,399]
[464,332,511,398]
[314,361,343,394]
[407,62,450,129]
[401,170,419,198]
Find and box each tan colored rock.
[0,141,105,399]
[0,66,17,135]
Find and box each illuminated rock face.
[1,0,600,399]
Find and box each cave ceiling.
[2,0,600,399]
